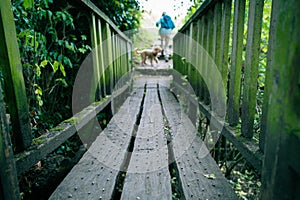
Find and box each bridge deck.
[50,74,237,199]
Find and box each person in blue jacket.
[156,12,175,61]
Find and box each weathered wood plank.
[126,41,131,72]
[220,0,232,91]
[0,84,20,200]
[116,36,121,82]
[121,85,172,199]
[50,87,145,199]
[241,0,264,138]
[201,15,209,103]
[199,17,206,101]
[173,36,180,73]
[227,0,246,126]
[159,86,238,199]
[102,23,113,95]
[205,10,214,105]
[184,29,190,76]
[196,19,202,98]
[260,0,275,153]
[190,23,198,91]
[212,1,223,115]
[172,79,262,172]
[213,1,222,69]
[0,0,31,151]
[98,18,106,97]
[91,14,102,100]
[261,0,300,199]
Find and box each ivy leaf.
[60,64,66,77]
[40,60,48,67]
[52,61,60,73]
[56,78,68,87]
[35,64,41,77]
[23,0,34,10]
[81,35,87,41]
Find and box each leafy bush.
[12,0,91,134]
[91,0,141,33]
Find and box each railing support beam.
[0,0,31,151]
[261,0,300,199]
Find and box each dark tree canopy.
[91,0,141,32]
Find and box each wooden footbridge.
[0,0,299,199]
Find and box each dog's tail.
[134,48,141,55]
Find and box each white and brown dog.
[135,47,162,66]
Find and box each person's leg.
[164,34,170,58]
[160,34,165,57]
[160,35,164,51]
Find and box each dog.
[135,47,162,66]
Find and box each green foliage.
[183,0,204,23]
[13,0,91,131]
[91,0,142,33]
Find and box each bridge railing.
[174,0,300,198]
[0,0,132,198]
[173,0,265,172]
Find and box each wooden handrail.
[0,0,32,152]
[173,0,268,172]
[174,4,300,199]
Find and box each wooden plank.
[241,0,264,138]
[172,80,262,172]
[178,35,184,75]
[121,85,172,199]
[126,41,132,72]
[15,98,111,175]
[174,35,181,73]
[261,0,300,199]
[213,1,222,68]
[187,24,192,86]
[116,36,121,82]
[119,38,123,79]
[50,87,145,199]
[199,17,206,101]
[0,84,20,200]
[91,14,102,101]
[98,19,106,97]
[159,86,238,199]
[260,0,275,153]
[180,31,185,74]
[173,37,179,71]
[190,23,198,91]
[201,15,209,103]
[184,29,189,76]
[102,23,113,95]
[112,34,117,89]
[205,10,214,105]
[196,19,202,98]
[227,0,246,126]
[220,0,233,91]
[121,39,127,77]
[0,0,31,151]
[212,1,223,115]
